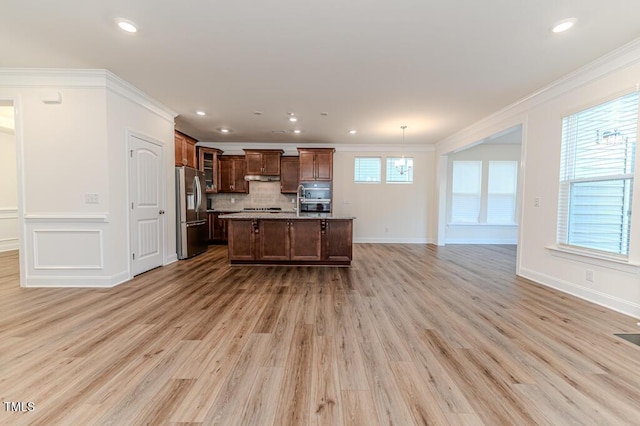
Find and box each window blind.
[354,157,381,183]
[557,91,638,256]
[386,157,413,183]
[451,161,482,223]
[487,161,518,224]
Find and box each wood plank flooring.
[1,244,640,425]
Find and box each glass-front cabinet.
[197,147,223,193]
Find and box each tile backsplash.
[209,181,296,211]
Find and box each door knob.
[159,210,165,215]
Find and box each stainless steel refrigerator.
[176,166,208,259]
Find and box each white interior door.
[129,135,164,276]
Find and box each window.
[487,161,518,224]
[354,157,381,183]
[451,161,482,223]
[557,92,638,256]
[386,157,413,183]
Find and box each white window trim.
[546,245,640,274]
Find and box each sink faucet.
[296,184,305,217]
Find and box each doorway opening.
[438,124,524,271]
[0,101,18,254]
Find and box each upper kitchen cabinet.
[244,149,284,175]
[174,130,197,168]
[280,157,300,193]
[297,148,334,181]
[218,155,248,193]
[197,147,223,193]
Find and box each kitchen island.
[218,212,354,266]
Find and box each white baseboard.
[354,237,429,244]
[519,267,640,320]
[25,270,131,288]
[166,253,178,264]
[445,238,518,244]
[0,238,19,252]
[110,270,131,287]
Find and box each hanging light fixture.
[395,125,412,175]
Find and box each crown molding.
[435,36,640,152]
[104,70,177,122]
[0,68,177,122]
[0,68,109,87]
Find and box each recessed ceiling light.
[196,111,206,116]
[272,130,287,134]
[115,18,138,33]
[349,130,357,134]
[320,112,329,116]
[253,111,262,115]
[552,18,577,33]
[289,117,298,122]
[217,128,231,133]
[293,130,301,134]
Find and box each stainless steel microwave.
[300,182,331,212]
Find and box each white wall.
[0,124,18,252]
[332,149,434,243]
[0,69,176,287]
[106,88,177,283]
[435,39,640,319]
[445,143,521,244]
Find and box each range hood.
[244,175,281,182]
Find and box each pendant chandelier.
[395,125,412,175]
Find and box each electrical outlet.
[231,198,235,204]
[534,197,540,207]
[586,269,594,282]
[85,193,99,204]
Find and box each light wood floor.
[1,245,640,425]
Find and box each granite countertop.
[218,212,356,220]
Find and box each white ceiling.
[2,1,640,146]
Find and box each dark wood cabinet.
[298,148,334,181]
[208,212,229,243]
[208,213,217,241]
[218,155,248,193]
[322,219,353,262]
[227,219,256,261]
[226,217,352,265]
[174,130,197,168]
[290,220,322,261]
[257,220,290,260]
[244,149,283,175]
[198,147,223,193]
[280,157,300,193]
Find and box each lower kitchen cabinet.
[322,219,353,262]
[225,218,352,265]
[207,212,229,243]
[227,219,255,261]
[290,219,322,261]
[257,220,290,260]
